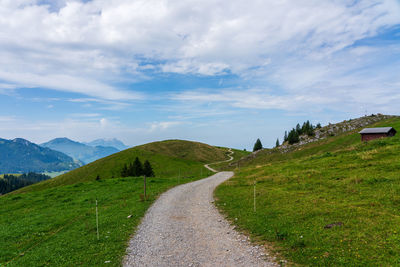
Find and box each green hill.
[215,115,400,266]
[15,139,227,194]
[0,139,230,266]
[137,139,228,163]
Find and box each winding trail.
[204,148,234,173]
[123,149,277,267]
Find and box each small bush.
[276,230,289,240]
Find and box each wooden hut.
[359,127,397,142]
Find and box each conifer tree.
[288,128,300,144]
[301,122,307,133]
[253,138,263,152]
[143,160,155,177]
[275,138,280,148]
[121,164,128,177]
[284,131,288,142]
[131,157,144,176]
[296,123,302,135]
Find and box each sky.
[0,0,399,150]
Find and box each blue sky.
[0,0,400,150]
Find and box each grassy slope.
[1,140,228,266]
[215,116,400,266]
[138,139,227,163]
[0,177,198,266]
[15,140,226,194]
[210,148,251,171]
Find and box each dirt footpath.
[123,172,277,267]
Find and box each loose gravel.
[123,172,277,267]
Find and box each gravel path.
[123,171,277,266]
[204,148,234,173]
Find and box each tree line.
[282,120,321,145]
[0,172,51,194]
[252,120,322,151]
[121,157,155,177]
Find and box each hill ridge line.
[204,148,234,172]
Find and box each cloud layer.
[1,1,399,99]
[0,0,400,149]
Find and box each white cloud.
[67,97,133,110]
[0,116,16,122]
[172,89,334,111]
[0,83,17,90]
[0,70,141,100]
[99,118,108,128]
[1,0,399,75]
[0,0,399,115]
[69,113,101,118]
[148,121,183,132]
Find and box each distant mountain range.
[0,138,81,174]
[41,138,121,164]
[84,138,128,151]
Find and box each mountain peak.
[12,138,32,146]
[41,137,120,164]
[44,137,79,144]
[85,138,128,151]
[0,137,80,173]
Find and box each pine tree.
[284,131,288,142]
[143,160,155,177]
[253,138,263,152]
[301,122,307,134]
[275,138,280,147]
[316,123,322,129]
[304,120,315,136]
[288,128,300,144]
[296,123,302,135]
[132,157,144,176]
[121,164,128,177]
[128,162,134,176]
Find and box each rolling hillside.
[137,139,228,163]
[215,115,400,266]
[0,139,230,266]
[14,139,228,193]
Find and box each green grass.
[15,140,225,194]
[1,139,229,266]
[215,116,400,266]
[0,176,205,266]
[138,139,228,163]
[210,148,251,171]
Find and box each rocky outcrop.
[231,114,397,167]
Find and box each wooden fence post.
[96,198,99,240]
[253,179,256,212]
[144,175,147,200]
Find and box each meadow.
[15,140,222,194]
[0,175,214,266]
[209,148,250,171]
[215,117,400,266]
[1,140,225,266]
